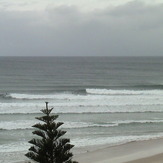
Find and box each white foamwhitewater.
[8,93,60,100]
[1,90,163,114]
[7,89,163,100]
[86,88,163,95]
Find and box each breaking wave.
[1,119,163,131]
[86,88,163,95]
[1,88,163,100]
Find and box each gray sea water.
[0,56,163,162]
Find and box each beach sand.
[74,138,163,163]
[124,153,163,163]
[14,138,163,163]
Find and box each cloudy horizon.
[0,0,163,56]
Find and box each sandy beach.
[74,138,163,163]
[124,153,163,163]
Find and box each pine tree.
[25,102,78,163]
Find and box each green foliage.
[25,102,77,163]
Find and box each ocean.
[0,56,163,162]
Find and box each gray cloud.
[0,1,163,56]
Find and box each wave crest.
[86,88,163,95]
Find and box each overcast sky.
[0,0,163,56]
